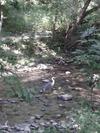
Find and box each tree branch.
[77,0,92,24]
[85,6,100,17]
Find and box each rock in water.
[57,94,73,101]
[35,115,42,120]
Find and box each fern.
[73,26,100,70]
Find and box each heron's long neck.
[51,78,55,86]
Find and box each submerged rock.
[65,71,71,75]
[30,122,39,129]
[14,123,30,132]
[35,115,42,120]
[58,104,65,108]
[57,94,73,101]
[56,114,62,118]
[41,107,46,111]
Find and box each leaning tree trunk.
[0,1,5,33]
[0,11,4,33]
[65,0,92,51]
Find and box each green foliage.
[42,127,57,133]
[75,108,100,133]
[3,0,33,32]
[0,39,19,77]
[4,75,34,103]
[1,0,84,33]
[21,38,35,57]
[73,51,100,70]
[32,104,100,133]
[73,27,100,70]
[81,27,97,39]
[0,48,17,65]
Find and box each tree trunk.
[65,0,92,51]
[0,11,3,33]
[52,10,58,38]
[0,1,5,33]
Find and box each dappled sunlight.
[0,0,100,132]
[1,44,10,51]
[21,71,46,83]
[42,16,50,26]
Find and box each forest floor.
[0,60,100,124]
[0,33,100,132]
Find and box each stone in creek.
[29,116,35,121]
[41,107,46,111]
[57,94,73,101]
[60,120,67,128]
[30,122,39,129]
[40,122,45,126]
[43,103,49,107]
[50,119,55,123]
[14,123,30,132]
[58,104,65,108]
[56,114,62,118]
[52,122,58,126]
[43,121,50,128]
[50,120,58,126]
[35,115,42,120]
[65,71,71,75]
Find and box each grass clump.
[4,75,34,103]
[76,108,100,133]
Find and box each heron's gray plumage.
[41,77,55,93]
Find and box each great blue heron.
[40,77,55,93]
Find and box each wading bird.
[40,77,55,93]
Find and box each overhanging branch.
[85,5,100,17]
[77,0,92,24]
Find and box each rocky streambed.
[0,114,79,133]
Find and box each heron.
[40,77,55,93]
